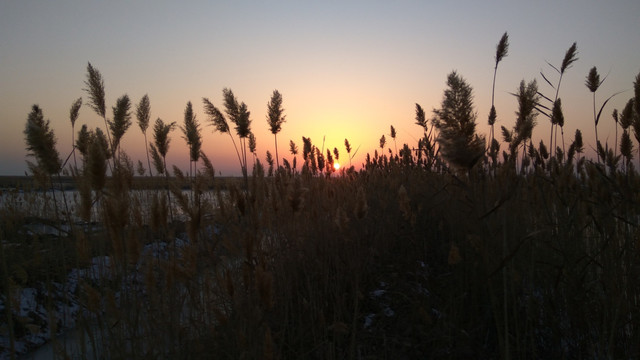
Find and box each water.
[0,188,224,224]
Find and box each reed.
[266,90,286,170]
[432,71,485,171]
[489,32,509,153]
[8,37,640,360]
[180,101,202,179]
[540,42,578,158]
[136,94,153,177]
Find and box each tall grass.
[3,38,640,360]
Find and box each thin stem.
[101,114,116,173]
[552,74,564,159]
[226,132,244,178]
[561,127,565,159]
[163,156,173,221]
[490,65,498,146]
[274,134,280,170]
[549,124,554,161]
[593,92,600,163]
[143,131,153,176]
[71,125,77,170]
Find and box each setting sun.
[333,162,340,171]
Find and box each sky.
[1,0,639,176]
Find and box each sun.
[333,162,340,171]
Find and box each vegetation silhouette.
[266,90,286,171]
[6,34,640,359]
[539,42,578,159]
[488,32,509,155]
[432,71,485,171]
[203,89,253,187]
[135,94,153,177]
[180,101,202,178]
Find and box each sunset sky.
[1,1,639,176]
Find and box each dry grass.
[3,47,640,359]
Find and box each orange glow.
[333,162,340,171]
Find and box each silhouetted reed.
[489,32,509,151]
[180,101,202,178]
[432,71,485,171]
[10,36,640,360]
[136,94,153,176]
[540,42,578,158]
[266,90,286,170]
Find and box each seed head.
[560,42,578,74]
[585,66,601,93]
[495,32,509,65]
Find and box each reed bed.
[2,38,640,359]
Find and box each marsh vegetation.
[2,34,640,359]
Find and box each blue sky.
[1,0,639,175]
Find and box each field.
[3,38,640,359]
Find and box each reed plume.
[69,97,82,169]
[24,104,62,176]
[200,150,215,179]
[290,139,299,172]
[325,149,334,175]
[415,103,439,166]
[266,90,286,169]
[302,136,312,162]
[511,80,539,165]
[586,67,623,164]
[84,62,106,119]
[108,94,132,160]
[620,130,634,170]
[249,132,257,167]
[76,124,91,158]
[432,71,485,170]
[84,62,115,169]
[619,99,635,169]
[266,150,274,176]
[560,42,579,72]
[539,139,549,160]
[203,94,245,182]
[150,144,165,176]
[152,117,176,173]
[344,139,352,168]
[586,66,603,162]
[151,117,176,219]
[415,103,427,129]
[573,129,584,157]
[550,98,564,158]
[316,147,325,173]
[87,128,108,192]
[181,101,202,177]
[220,88,252,181]
[390,125,397,155]
[489,32,509,147]
[136,94,153,176]
[620,99,634,132]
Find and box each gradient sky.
[2,1,639,176]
